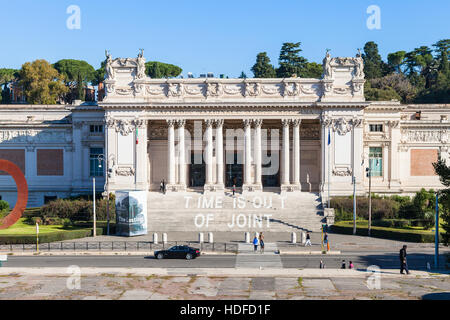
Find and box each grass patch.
[0,218,107,244]
[332,220,443,243]
[297,277,303,289]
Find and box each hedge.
[331,222,440,243]
[0,227,106,245]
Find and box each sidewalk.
[0,267,446,278]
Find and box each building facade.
[0,52,448,209]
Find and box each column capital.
[176,119,186,127]
[290,119,302,127]
[282,119,290,128]
[213,119,224,127]
[204,119,214,127]
[252,119,263,128]
[166,119,176,127]
[243,119,252,128]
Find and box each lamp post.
[352,175,356,235]
[365,167,372,236]
[435,191,440,269]
[92,176,96,237]
[97,154,114,236]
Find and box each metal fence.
[0,241,238,253]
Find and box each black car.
[154,245,200,260]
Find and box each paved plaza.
[0,272,449,300]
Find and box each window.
[89,148,104,177]
[369,147,383,177]
[369,124,383,132]
[90,125,103,133]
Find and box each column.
[253,119,263,189]
[215,119,224,189]
[243,119,252,189]
[135,119,148,190]
[177,119,186,189]
[204,119,214,189]
[72,121,84,189]
[281,119,290,189]
[292,119,301,190]
[167,120,176,186]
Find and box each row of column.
[165,118,302,192]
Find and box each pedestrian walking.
[259,232,265,253]
[232,184,236,196]
[162,179,166,194]
[160,180,164,193]
[319,260,324,269]
[323,232,330,251]
[253,235,259,252]
[400,245,409,275]
[305,232,312,246]
[349,261,354,269]
[341,260,346,269]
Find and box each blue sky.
[1,0,449,77]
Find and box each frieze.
[0,129,69,144]
[115,166,135,176]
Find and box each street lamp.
[97,154,114,235]
[352,175,357,235]
[365,167,372,236]
[435,191,440,269]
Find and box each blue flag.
[327,128,330,145]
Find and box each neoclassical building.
[0,51,448,211]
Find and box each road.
[3,252,447,270]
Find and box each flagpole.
[327,128,331,208]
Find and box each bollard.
[301,231,306,245]
[198,232,204,243]
[291,232,297,244]
[162,233,167,244]
[208,232,213,244]
[245,232,250,243]
[153,233,158,244]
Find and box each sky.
[1,0,449,78]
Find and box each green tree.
[238,71,247,79]
[18,59,68,104]
[364,80,401,101]
[0,68,18,104]
[276,42,307,78]
[433,158,450,245]
[251,52,276,78]
[302,62,323,78]
[53,59,96,85]
[367,74,417,103]
[145,61,182,78]
[362,41,388,79]
[92,60,106,86]
[387,51,406,74]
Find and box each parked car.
[154,245,200,260]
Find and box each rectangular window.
[37,149,63,176]
[89,148,104,177]
[369,124,383,132]
[369,147,383,177]
[90,125,103,133]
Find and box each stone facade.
[0,51,448,208]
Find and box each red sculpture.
[0,159,28,229]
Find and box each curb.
[0,251,237,256]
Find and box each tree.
[238,71,247,79]
[364,80,402,101]
[302,62,323,78]
[251,52,276,78]
[145,61,182,78]
[0,68,18,86]
[368,74,417,103]
[276,42,307,78]
[18,59,68,104]
[362,41,388,79]
[387,51,406,74]
[92,60,106,86]
[433,158,450,245]
[53,59,95,103]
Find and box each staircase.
[146,191,325,233]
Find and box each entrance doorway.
[189,153,205,187]
[225,152,243,187]
[262,150,280,187]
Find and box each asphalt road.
[2,253,447,270]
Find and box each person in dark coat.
[400,245,409,274]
